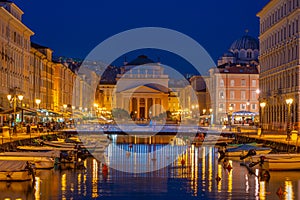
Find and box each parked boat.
[0,153,55,169]
[222,144,272,157]
[17,146,89,164]
[251,154,300,171]
[0,160,34,181]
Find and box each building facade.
[207,35,260,125]
[115,55,169,120]
[257,0,300,131]
[0,1,34,109]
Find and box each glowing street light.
[260,102,266,137]
[228,105,233,131]
[35,99,41,109]
[7,87,24,134]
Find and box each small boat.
[0,153,55,169]
[18,146,75,151]
[251,154,300,170]
[0,160,34,181]
[224,144,272,157]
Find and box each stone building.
[257,0,300,131]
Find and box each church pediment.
[120,84,168,94]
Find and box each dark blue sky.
[15,0,269,74]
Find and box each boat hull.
[0,157,54,169]
[253,154,300,170]
[226,149,272,157]
[0,171,32,181]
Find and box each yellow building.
[258,0,300,131]
[0,1,34,109]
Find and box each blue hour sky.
[15,0,269,74]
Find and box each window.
[219,103,224,109]
[252,80,256,87]
[247,51,252,58]
[219,91,224,99]
[241,79,246,86]
[251,91,257,100]
[251,104,256,110]
[241,91,246,100]
[240,104,246,110]
[230,80,235,86]
[220,79,224,87]
[230,91,235,99]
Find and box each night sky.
[14,0,269,75]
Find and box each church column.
[145,98,148,119]
[137,97,140,119]
[129,97,132,114]
[124,98,129,112]
[152,98,155,116]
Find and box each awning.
[0,106,37,115]
[232,111,259,116]
[38,109,63,117]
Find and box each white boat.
[0,154,55,169]
[0,160,33,181]
[252,154,300,170]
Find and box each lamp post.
[246,100,250,112]
[228,106,233,131]
[35,99,41,110]
[259,102,266,137]
[209,108,213,127]
[286,98,293,141]
[7,88,24,135]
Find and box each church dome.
[230,35,259,51]
[222,51,234,57]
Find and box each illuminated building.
[0,1,34,108]
[257,0,300,131]
[206,35,260,125]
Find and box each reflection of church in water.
[115,55,170,119]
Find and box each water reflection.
[1,145,300,199]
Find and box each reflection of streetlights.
[7,89,23,134]
[286,98,293,141]
[260,102,266,137]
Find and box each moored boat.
[251,154,300,170]
[0,160,34,181]
[0,155,55,169]
[224,144,272,157]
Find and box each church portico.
[119,91,168,120]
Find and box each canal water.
[0,144,299,200]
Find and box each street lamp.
[35,99,41,109]
[286,98,293,141]
[7,89,24,134]
[246,100,250,111]
[209,108,213,126]
[228,106,233,131]
[260,102,266,137]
